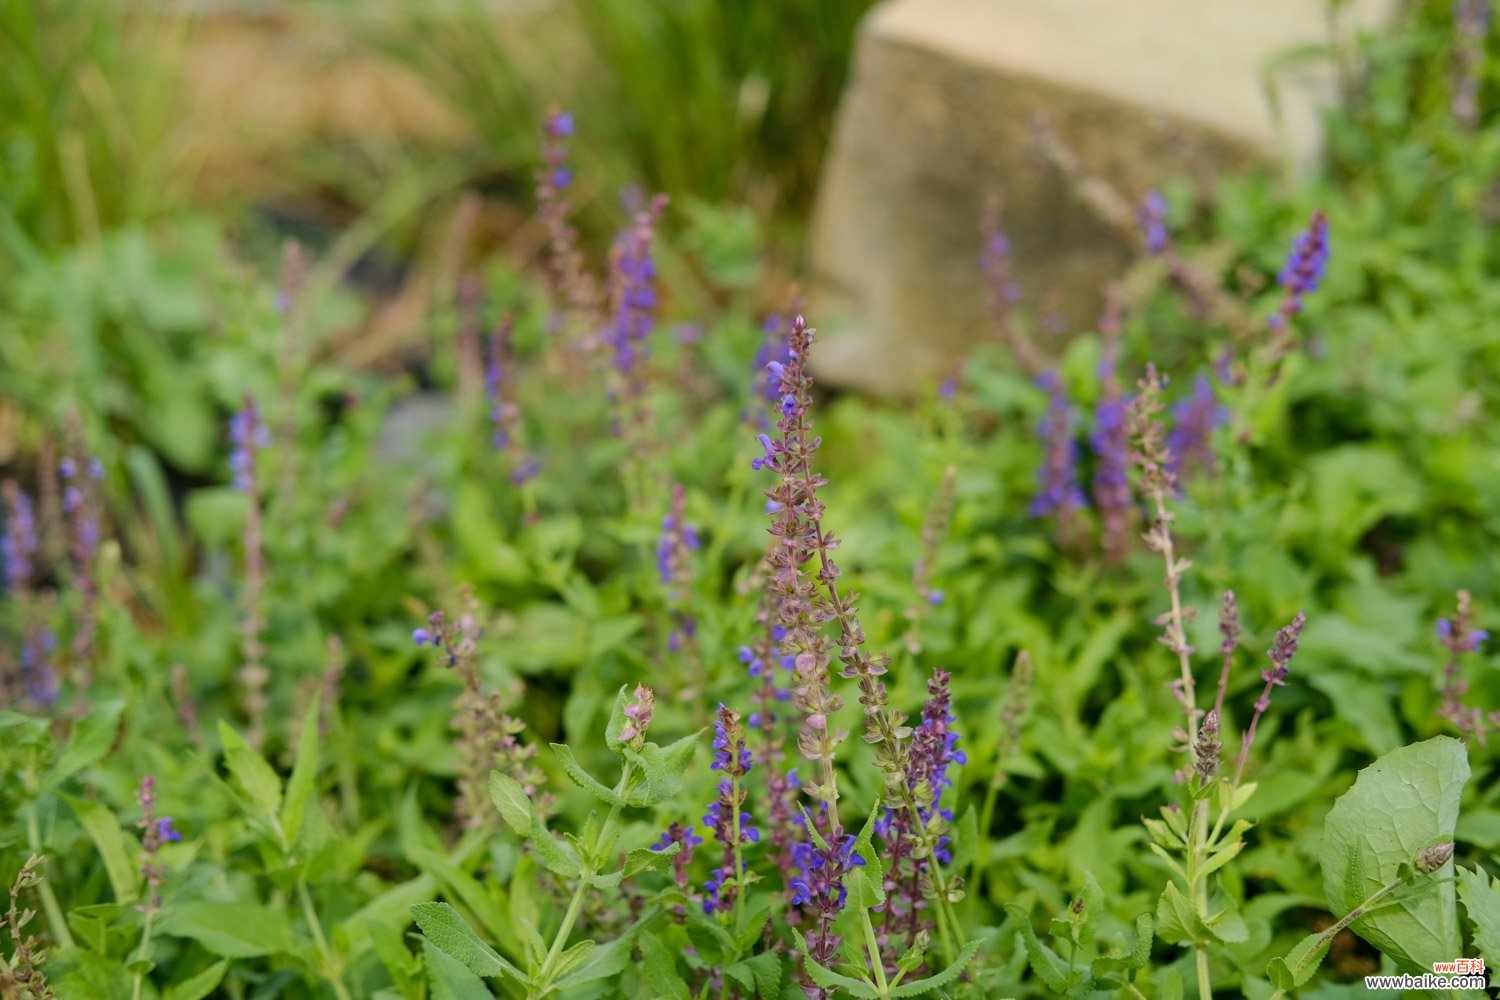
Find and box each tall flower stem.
[531,760,634,998]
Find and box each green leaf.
[217,721,282,821]
[62,794,139,903]
[1092,913,1153,975]
[1004,903,1069,992]
[623,842,679,877]
[411,902,525,982]
[488,771,534,833]
[1072,872,1105,945]
[1320,736,1468,972]
[423,939,494,1000]
[604,686,632,753]
[162,960,230,1000]
[1266,929,1334,991]
[627,729,704,806]
[550,940,596,981]
[724,951,783,1000]
[530,817,582,877]
[1456,866,1500,969]
[640,933,691,1000]
[281,693,321,844]
[889,938,983,997]
[158,901,297,958]
[45,701,124,789]
[555,929,640,989]
[1155,882,1206,945]
[550,744,625,805]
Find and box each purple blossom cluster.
[1166,373,1228,482]
[701,706,760,914]
[1031,371,1086,520]
[605,194,667,388]
[657,484,700,654]
[1138,190,1171,256]
[229,402,270,493]
[876,669,966,957]
[750,313,795,426]
[790,820,867,995]
[537,111,599,323]
[1436,590,1497,744]
[1264,210,1330,378]
[136,776,180,914]
[2,480,36,592]
[1233,611,1306,783]
[483,315,538,485]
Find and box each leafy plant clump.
[3,3,1500,999]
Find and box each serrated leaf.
[281,694,321,844]
[62,794,140,903]
[550,744,625,805]
[217,721,282,821]
[410,902,524,982]
[530,817,582,877]
[1155,882,1206,945]
[725,950,783,1000]
[162,959,230,1000]
[640,933,691,1000]
[1266,927,1334,991]
[550,940,596,981]
[889,937,983,997]
[423,939,493,1000]
[583,870,623,890]
[1320,736,1468,972]
[1457,865,1500,969]
[623,842,679,877]
[1004,903,1069,992]
[488,772,533,834]
[627,730,704,806]
[1092,912,1153,974]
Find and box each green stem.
[1266,873,1411,1000]
[857,904,892,998]
[1188,798,1212,1000]
[130,909,156,1000]
[25,805,74,951]
[531,761,634,998]
[298,880,352,1000]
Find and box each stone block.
[808,0,1397,395]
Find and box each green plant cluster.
[1,2,1500,999]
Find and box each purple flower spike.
[1031,370,1086,520]
[1167,373,1228,483]
[1138,190,1170,256]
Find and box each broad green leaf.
[530,817,582,877]
[158,901,297,958]
[1155,882,1206,945]
[1320,736,1468,972]
[724,950,783,1000]
[889,937,983,997]
[1004,903,1069,992]
[1456,866,1500,969]
[423,939,494,1000]
[45,701,124,789]
[550,744,625,805]
[218,721,282,821]
[488,771,534,833]
[411,902,524,981]
[555,931,638,989]
[1092,913,1153,974]
[62,793,139,903]
[640,933,691,1000]
[162,960,230,1000]
[281,693,321,844]
[627,730,704,806]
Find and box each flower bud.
[1415,841,1454,874]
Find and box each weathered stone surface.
[808,0,1397,395]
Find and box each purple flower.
[1138,190,1170,256]
[229,401,270,493]
[1031,370,1086,519]
[412,628,433,646]
[157,817,182,843]
[1166,373,1228,482]
[1277,210,1330,299]
[700,706,760,914]
[2,481,37,591]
